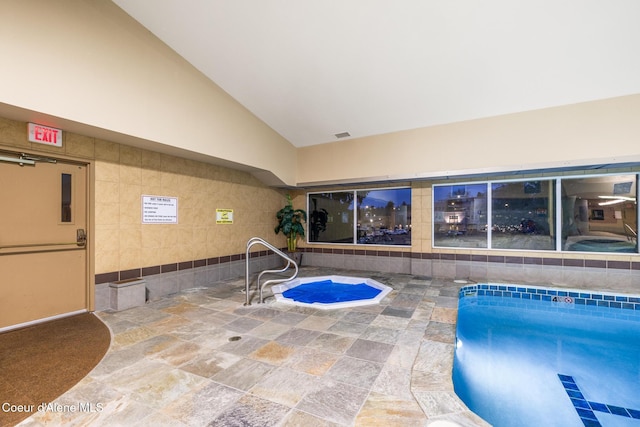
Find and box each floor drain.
[228,336,242,342]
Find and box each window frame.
[433,172,639,254]
[307,191,357,244]
[490,179,556,251]
[307,186,412,247]
[433,182,489,249]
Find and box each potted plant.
[274,195,307,256]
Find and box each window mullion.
[487,183,492,250]
[556,178,562,252]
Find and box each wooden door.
[0,154,88,330]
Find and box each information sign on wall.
[216,209,234,224]
[28,123,63,147]
[142,195,178,223]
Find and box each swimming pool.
[271,275,392,309]
[566,238,637,253]
[453,284,640,427]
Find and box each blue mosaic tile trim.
[558,374,640,426]
[459,284,640,312]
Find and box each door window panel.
[61,173,72,223]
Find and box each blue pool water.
[567,239,637,253]
[282,280,381,303]
[453,285,640,427]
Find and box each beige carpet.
[0,313,111,427]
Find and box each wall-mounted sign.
[216,209,234,224]
[142,195,178,223]
[28,123,62,147]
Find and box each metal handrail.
[624,223,637,242]
[245,237,298,305]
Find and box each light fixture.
[597,195,636,206]
[0,155,35,166]
[598,195,635,201]
[598,199,624,206]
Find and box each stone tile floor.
[18,267,489,426]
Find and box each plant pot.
[288,251,303,266]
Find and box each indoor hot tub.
[271,275,392,310]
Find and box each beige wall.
[1,1,638,278]
[93,142,288,275]
[412,183,432,254]
[2,112,638,289]
[2,1,637,190]
[0,117,288,276]
[0,0,297,186]
[297,95,640,185]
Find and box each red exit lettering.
[28,123,62,147]
[34,126,58,143]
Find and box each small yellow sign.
[216,209,234,224]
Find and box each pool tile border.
[459,283,640,311]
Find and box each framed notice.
[216,209,234,224]
[142,195,178,224]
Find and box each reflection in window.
[433,184,487,248]
[308,188,412,246]
[61,173,72,222]
[308,192,355,243]
[491,180,555,250]
[562,175,637,253]
[434,174,639,253]
[357,188,411,245]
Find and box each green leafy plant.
[274,194,307,252]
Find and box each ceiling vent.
[334,131,351,139]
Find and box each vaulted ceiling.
[113,1,640,148]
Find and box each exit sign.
[28,123,62,147]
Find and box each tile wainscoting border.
[95,248,640,311]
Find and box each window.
[434,173,639,253]
[357,188,411,245]
[561,175,637,253]
[308,192,355,243]
[61,173,72,223]
[433,184,487,248]
[308,188,411,246]
[491,180,555,250]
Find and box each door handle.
[0,229,86,250]
[77,229,87,247]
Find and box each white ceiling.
[112,0,640,148]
